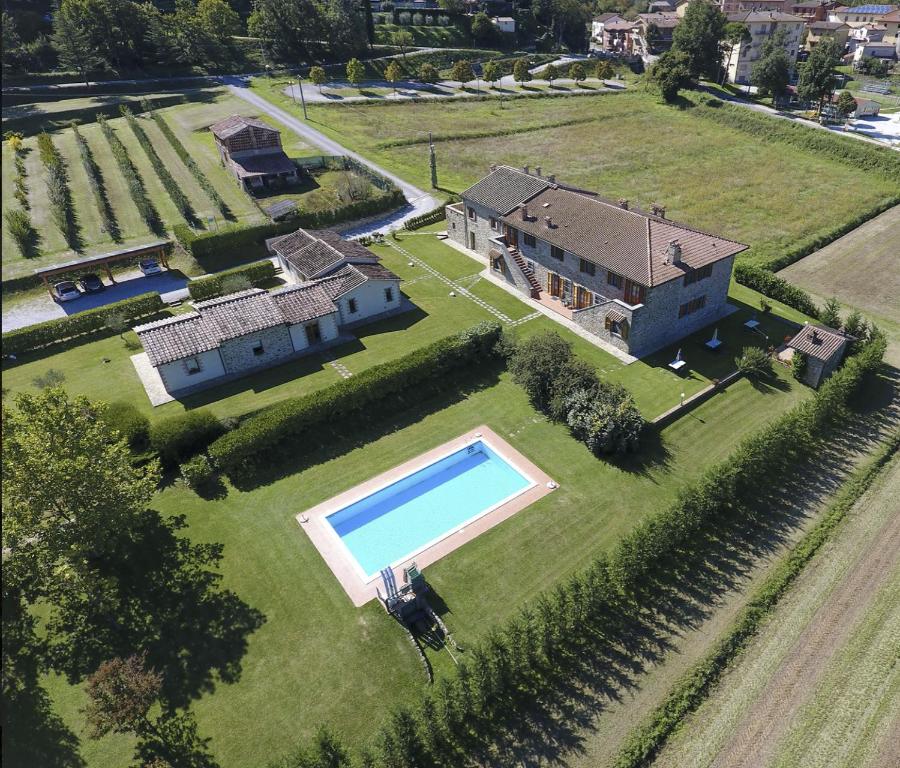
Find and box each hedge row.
[2,292,164,356]
[208,322,502,479]
[403,203,449,230]
[187,260,276,301]
[315,85,614,109]
[690,95,900,179]
[37,132,77,248]
[98,114,162,234]
[614,425,899,768]
[150,108,231,219]
[149,409,225,467]
[271,332,887,768]
[121,106,196,224]
[72,124,121,242]
[734,263,821,319]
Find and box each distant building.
[603,19,640,52]
[634,12,681,54]
[853,39,898,61]
[591,13,625,41]
[492,16,516,33]
[725,11,806,84]
[209,115,299,193]
[828,3,898,26]
[805,20,851,50]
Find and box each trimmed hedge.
[734,263,821,319]
[187,260,277,301]
[149,409,225,467]
[403,202,452,230]
[1,292,164,356]
[208,322,502,479]
[72,123,121,242]
[37,132,78,248]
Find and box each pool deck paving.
[296,425,556,606]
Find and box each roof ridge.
[193,287,268,310]
[646,218,653,287]
[135,312,200,333]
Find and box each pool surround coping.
[296,425,556,606]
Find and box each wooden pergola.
[35,241,172,297]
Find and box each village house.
[779,324,852,387]
[634,12,681,55]
[445,166,747,359]
[828,3,898,25]
[492,16,516,33]
[805,20,851,49]
[135,229,402,397]
[591,13,625,42]
[725,11,806,84]
[209,115,299,193]
[603,19,640,52]
[852,39,898,61]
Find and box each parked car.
[53,280,82,302]
[79,273,105,293]
[139,258,163,276]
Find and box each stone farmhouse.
[210,115,299,192]
[446,166,747,358]
[135,230,402,397]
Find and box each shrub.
[735,346,773,378]
[1,292,164,356]
[150,109,231,219]
[4,209,36,253]
[187,260,276,301]
[208,322,502,479]
[98,114,162,234]
[37,132,77,247]
[565,383,643,455]
[733,264,820,319]
[791,350,807,381]
[72,124,120,242]
[149,410,225,466]
[508,331,575,411]
[102,400,150,452]
[179,455,216,489]
[121,106,195,224]
[403,202,451,230]
[819,296,842,328]
[548,356,599,421]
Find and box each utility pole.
[298,75,308,119]
[429,131,437,189]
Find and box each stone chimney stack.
[523,165,530,175]
[489,163,497,172]
[521,206,529,221]
[544,216,553,229]
[667,239,682,264]
[548,174,555,183]
[535,166,542,177]
[618,198,629,210]
[651,203,666,219]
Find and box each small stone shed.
[781,323,852,388]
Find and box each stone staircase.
[508,246,541,298]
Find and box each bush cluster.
[208,322,502,479]
[187,260,276,301]
[121,106,196,224]
[36,132,77,247]
[101,400,150,452]
[72,124,120,242]
[2,292,164,356]
[733,263,821,319]
[4,209,37,255]
[150,109,231,219]
[506,330,644,455]
[179,454,216,489]
[403,203,449,230]
[148,410,225,467]
[98,114,162,234]
[273,332,886,768]
[734,345,773,378]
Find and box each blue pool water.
[327,440,532,577]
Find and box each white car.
[53,280,82,302]
[139,258,163,276]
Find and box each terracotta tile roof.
[460,166,551,215]
[271,283,339,324]
[230,152,297,179]
[317,262,401,299]
[209,114,277,140]
[268,227,380,279]
[787,324,851,360]
[193,289,283,339]
[809,20,849,28]
[606,308,628,323]
[499,185,747,287]
[134,312,218,367]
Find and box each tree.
[450,59,474,87]
[797,36,840,115]
[791,350,808,381]
[309,65,327,92]
[751,28,790,101]
[513,57,532,85]
[564,383,644,455]
[52,0,104,85]
[384,60,402,94]
[721,21,751,83]
[508,331,574,411]
[542,62,559,86]
[194,0,242,47]
[835,90,857,119]
[364,0,375,48]
[481,59,500,87]
[735,346,773,378]
[417,61,439,84]
[595,59,614,80]
[346,57,365,88]
[820,296,842,328]
[2,11,22,72]
[648,48,692,102]
[84,653,162,738]
[470,12,494,44]
[671,0,726,80]
[842,309,867,342]
[249,0,366,63]
[392,29,413,60]
[569,61,586,84]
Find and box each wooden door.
[575,285,592,309]
[505,225,519,248]
[547,272,561,297]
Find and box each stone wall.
[219,325,295,375]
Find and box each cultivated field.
[248,85,900,267]
[779,204,900,364]
[652,451,900,768]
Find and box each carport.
[35,240,172,298]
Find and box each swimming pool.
[326,439,535,579]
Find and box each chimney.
[667,239,682,264]
[523,165,530,175]
[547,174,555,183]
[544,216,553,229]
[489,163,497,172]
[521,206,529,221]
[618,198,629,210]
[811,329,820,343]
[535,166,542,177]
[651,203,666,219]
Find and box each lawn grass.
[373,22,472,48]
[248,87,899,267]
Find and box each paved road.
[223,76,440,236]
